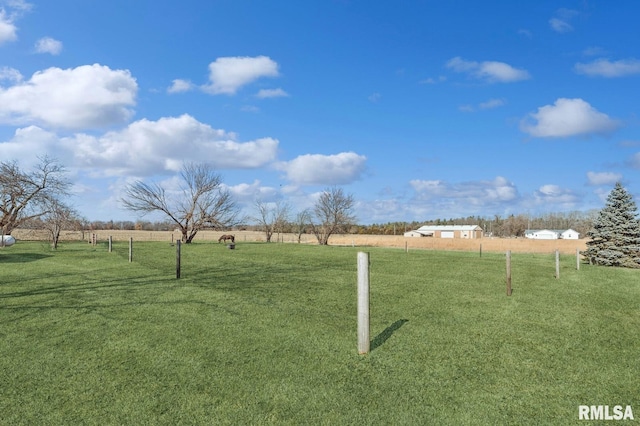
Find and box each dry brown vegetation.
[12,229,586,254]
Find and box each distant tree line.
[351,211,597,238]
[69,210,597,240]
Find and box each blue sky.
[1,0,639,224]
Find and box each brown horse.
[218,234,235,243]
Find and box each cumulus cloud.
[587,171,622,186]
[575,58,640,77]
[167,79,194,93]
[0,125,62,166]
[256,88,288,98]
[0,9,17,43]
[520,98,620,138]
[226,180,278,202]
[0,1,31,44]
[410,176,518,205]
[0,115,279,178]
[0,64,137,130]
[64,114,279,176]
[0,66,22,83]
[277,152,367,185]
[446,57,530,83]
[202,56,280,95]
[35,36,62,55]
[533,184,579,206]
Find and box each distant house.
[524,229,580,240]
[560,229,580,240]
[404,225,483,239]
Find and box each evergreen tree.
[585,182,640,268]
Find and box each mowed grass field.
[1,240,638,425]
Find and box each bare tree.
[121,163,240,243]
[311,187,356,245]
[0,156,70,236]
[293,209,312,243]
[40,198,81,249]
[253,199,291,243]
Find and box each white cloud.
[4,0,32,12]
[0,64,137,130]
[549,18,572,33]
[575,58,640,77]
[0,115,279,179]
[226,180,278,203]
[35,36,62,55]
[0,125,62,166]
[587,171,622,186]
[410,176,518,204]
[520,98,620,138]
[446,57,530,83]
[202,56,280,95]
[479,98,506,109]
[256,88,289,98]
[533,184,579,206]
[0,66,22,83]
[0,9,17,43]
[167,79,193,93]
[0,1,31,44]
[64,114,279,176]
[277,152,367,185]
[549,8,578,33]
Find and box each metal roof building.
[404,225,483,239]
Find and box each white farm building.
[524,229,580,240]
[404,225,483,239]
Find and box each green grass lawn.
[1,240,638,425]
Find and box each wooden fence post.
[357,252,370,355]
[576,247,580,270]
[176,240,181,279]
[555,249,560,279]
[506,250,512,296]
[129,237,133,263]
[108,236,112,253]
[480,243,483,258]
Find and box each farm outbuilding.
[524,229,580,240]
[404,225,483,239]
[560,229,580,239]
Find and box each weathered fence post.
[576,247,580,270]
[176,239,181,279]
[357,252,370,355]
[108,236,112,253]
[480,243,483,258]
[405,241,408,253]
[129,237,133,263]
[555,249,560,279]
[506,250,512,296]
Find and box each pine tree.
[585,182,640,268]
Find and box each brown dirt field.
[12,229,586,254]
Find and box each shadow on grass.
[0,252,53,263]
[371,319,409,351]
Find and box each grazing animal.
[218,234,235,243]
